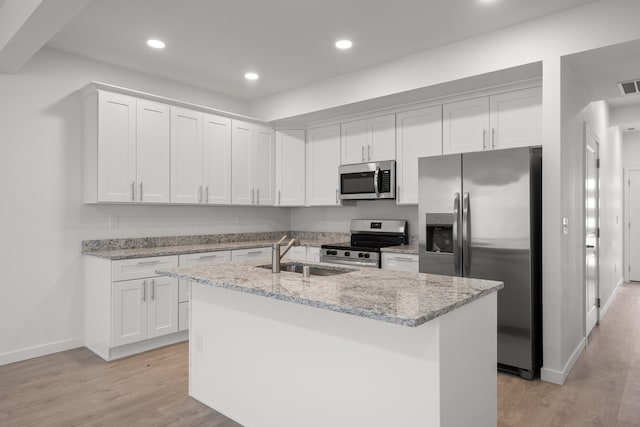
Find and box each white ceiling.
[47,0,596,100]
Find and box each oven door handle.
[373,167,380,197]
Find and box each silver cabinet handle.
[278,190,281,206]
[397,185,400,201]
[251,188,255,204]
[336,189,340,204]
[142,280,147,302]
[361,145,365,162]
[462,192,470,274]
[139,182,143,202]
[453,193,461,275]
[367,145,371,161]
[151,279,155,301]
[198,186,203,202]
[373,166,380,197]
[136,260,160,265]
[205,186,209,203]
[198,254,219,260]
[393,256,415,262]
[131,181,135,202]
[491,128,495,149]
[482,129,487,150]
[257,188,260,205]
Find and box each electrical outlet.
[109,216,119,229]
[195,333,203,352]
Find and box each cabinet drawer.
[231,247,271,261]
[179,251,231,266]
[112,255,178,282]
[381,253,419,273]
[178,301,189,331]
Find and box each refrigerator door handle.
[453,192,461,275]
[463,192,470,274]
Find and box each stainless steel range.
[320,219,408,268]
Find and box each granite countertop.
[380,243,419,255]
[83,238,334,260]
[157,260,503,327]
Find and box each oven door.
[339,161,395,200]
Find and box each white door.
[97,91,136,202]
[232,120,253,205]
[147,276,179,339]
[396,106,443,204]
[443,97,489,155]
[489,87,542,150]
[203,114,232,204]
[306,125,341,206]
[585,130,599,337]
[276,130,306,206]
[367,114,396,161]
[340,119,367,165]
[253,125,275,206]
[628,170,640,281]
[136,100,170,203]
[112,279,147,347]
[171,107,203,204]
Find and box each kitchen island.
[158,260,503,427]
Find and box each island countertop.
[157,260,503,327]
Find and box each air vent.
[618,80,640,95]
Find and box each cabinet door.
[231,120,253,205]
[367,114,396,161]
[203,114,232,204]
[253,125,275,206]
[137,100,170,203]
[276,130,305,206]
[171,107,204,204]
[340,119,367,165]
[396,106,443,205]
[489,87,542,150]
[306,125,341,206]
[443,97,489,155]
[97,91,136,202]
[112,279,147,347]
[147,276,179,339]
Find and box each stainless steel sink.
[257,262,354,276]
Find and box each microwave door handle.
[453,193,461,275]
[373,167,380,197]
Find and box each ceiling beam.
[0,0,92,73]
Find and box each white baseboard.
[540,337,586,385]
[600,277,624,319]
[0,337,83,366]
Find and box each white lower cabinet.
[85,254,184,361]
[381,253,419,273]
[231,247,271,261]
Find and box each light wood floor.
[1,284,639,427]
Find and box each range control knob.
[330,250,338,255]
[358,253,364,258]
[364,253,371,259]
[344,251,351,257]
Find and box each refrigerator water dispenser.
[425,213,454,254]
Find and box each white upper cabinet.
[396,105,443,205]
[170,107,203,204]
[306,124,341,206]
[443,97,490,155]
[341,119,367,164]
[203,114,232,204]
[367,114,396,161]
[93,91,137,203]
[136,100,170,203]
[275,130,305,206]
[489,87,542,150]
[253,124,275,206]
[232,121,275,206]
[341,114,396,164]
[443,87,542,155]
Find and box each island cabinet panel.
[189,284,497,427]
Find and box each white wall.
[0,48,290,365]
[622,132,640,166]
[291,202,418,243]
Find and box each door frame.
[584,124,600,338]
[624,165,640,282]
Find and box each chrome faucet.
[272,235,300,273]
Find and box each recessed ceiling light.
[335,39,353,50]
[244,72,259,80]
[146,39,166,49]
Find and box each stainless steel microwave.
[339,160,396,200]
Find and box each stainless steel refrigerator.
[418,147,542,379]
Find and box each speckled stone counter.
[380,243,419,255]
[82,231,349,260]
[157,260,502,327]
